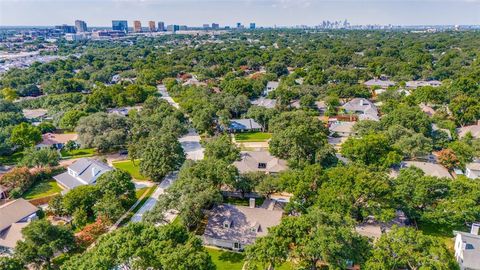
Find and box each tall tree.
[365,227,458,270]
[140,133,185,181]
[203,135,240,163]
[15,220,76,270]
[10,123,42,149]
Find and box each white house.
[263,81,279,96]
[454,223,480,270]
[466,163,480,179]
[53,158,112,190]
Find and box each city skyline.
[1,0,480,27]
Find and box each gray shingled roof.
[229,119,262,131]
[342,98,379,121]
[204,204,282,245]
[234,151,288,174]
[0,199,38,232]
[54,158,112,189]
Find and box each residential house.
[0,199,38,254]
[329,121,356,137]
[364,78,395,89]
[405,80,442,89]
[203,200,283,250]
[22,109,49,125]
[250,97,277,109]
[457,121,480,139]
[419,103,436,117]
[454,223,480,270]
[342,98,380,121]
[36,132,78,149]
[466,163,480,179]
[400,161,452,179]
[355,210,408,240]
[53,158,112,190]
[234,151,288,174]
[432,123,452,140]
[263,81,279,96]
[228,118,262,133]
[107,106,142,117]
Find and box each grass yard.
[112,159,148,180]
[60,148,96,158]
[206,248,245,270]
[206,248,294,270]
[234,132,272,142]
[223,197,265,207]
[418,221,461,251]
[23,179,62,200]
[135,187,149,200]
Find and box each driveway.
[131,172,178,223]
[158,84,180,109]
[179,129,204,161]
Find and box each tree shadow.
[218,251,245,263]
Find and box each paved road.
[179,129,204,161]
[131,172,178,223]
[158,84,180,109]
[130,86,205,224]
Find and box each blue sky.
[0,0,479,27]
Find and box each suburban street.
[130,86,205,223]
[130,172,178,222]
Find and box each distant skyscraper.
[55,24,76,34]
[249,23,256,29]
[166,25,179,32]
[212,23,219,30]
[133,21,142,32]
[75,20,87,32]
[157,21,165,31]
[203,24,210,30]
[112,20,128,33]
[148,21,156,32]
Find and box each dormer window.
[223,220,232,228]
[258,163,267,169]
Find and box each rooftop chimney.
[471,223,480,235]
[249,198,255,209]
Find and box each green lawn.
[206,248,293,270]
[135,187,149,200]
[112,159,148,180]
[23,179,62,200]
[223,197,265,207]
[60,148,96,158]
[206,248,245,270]
[418,221,462,251]
[234,132,272,142]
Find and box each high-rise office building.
[148,21,156,32]
[249,23,256,30]
[236,22,242,28]
[212,23,219,30]
[203,24,210,30]
[157,21,165,31]
[75,20,88,32]
[112,20,128,33]
[55,25,76,34]
[133,21,142,32]
[166,25,179,32]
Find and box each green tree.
[15,220,76,270]
[19,147,60,168]
[93,192,125,223]
[0,257,24,270]
[269,111,329,168]
[10,123,42,149]
[449,94,480,126]
[75,113,129,152]
[341,133,402,168]
[95,170,136,207]
[1,87,18,101]
[140,133,185,181]
[203,135,240,163]
[59,110,88,130]
[61,223,214,270]
[365,227,458,270]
